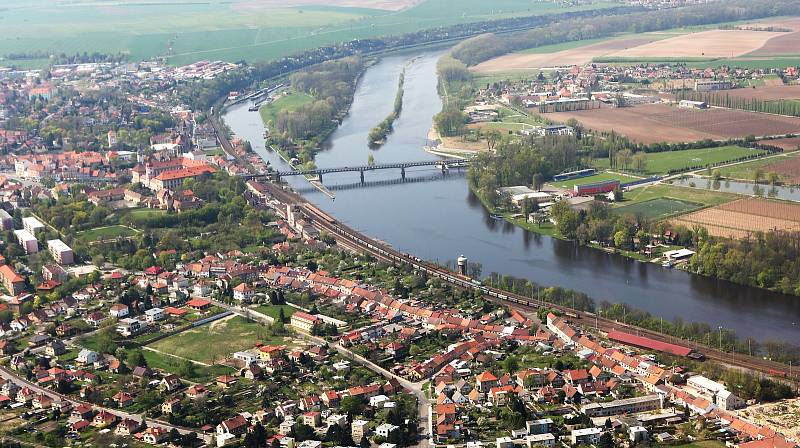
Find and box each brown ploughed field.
[765,137,800,151]
[671,198,800,239]
[548,104,800,144]
[608,29,783,58]
[764,155,800,184]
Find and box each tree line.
[677,89,800,117]
[450,0,800,66]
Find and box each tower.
[457,255,467,276]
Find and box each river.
[223,51,800,345]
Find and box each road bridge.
[241,158,472,183]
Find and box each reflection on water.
[223,51,800,344]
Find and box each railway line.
[257,181,800,385]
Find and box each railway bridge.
[241,159,472,183]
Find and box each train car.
[564,311,581,319]
[768,369,787,377]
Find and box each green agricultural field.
[550,171,641,189]
[617,183,739,207]
[260,92,314,127]
[77,225,138,242]
[613,197,701,220]
[147,315,290,364]
[638,146,766,175]
[0,0,620,67]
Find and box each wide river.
[224,51,800,345]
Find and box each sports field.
[550,171,641,189]
[260,92,314,127]
[148,315,290,364]
[613,197,701,220]
[77,225,138,242]
[0,0,616,67]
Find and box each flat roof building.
[22,216,45,234]
[47,239,74,265]
[14,229,38,254]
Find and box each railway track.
[258,181,800,385]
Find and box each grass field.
[613,197,701,220]
[124,208,167,219]
[141,350,234,383]
[0,0,620,67]
[256,304,298,321]
[618,183,739,207]
[260,92,314,127]
[77,225,138,242]
[592,146,767,175]
[147,315,288,364]
[637,145,766,175]
[550,171,641,189]
[715,153,797,182]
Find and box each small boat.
[489,214,504,220]
[248,105,259,112]
[662,260,673,268]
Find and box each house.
[92,410,117,428]
[85,311,107,327]
[217,414,249,438]
[570,427,603,445]
[232,283,255,302]
[352,419,371,441]
[109,303,129,318]
[187,298,211,311]
[76,349,99,366]
[526,419,554,435]
[143,427,169,444]
[162,397,181,414]
[525,434,556,448]
[290,311,320,333]
[0,265,25,295]
[303,411,321,427]
[71,404,94,421]
[476,371,498,393]
[115,418,142,436]
[113,391,134,407]
[376,423,399,438]
[132,366,152,379]
[160,374,182,392]
[144,307,165,322]
[117,317,143,337]
[216,375,238,389]
[186,384,209,400]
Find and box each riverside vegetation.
[368,69,405,147]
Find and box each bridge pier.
[401,167,405,181]
[317,173,322,183]
[360,169,365,184]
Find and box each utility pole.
[718,326,723,352]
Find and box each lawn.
[255,304,298,321]
[617,183,740,207]
[77,225,138,242]
[613,197,701,220]
[550,171,642,189]
[259,92,314,127]
[124,208,166,219]
[147,315,288,364]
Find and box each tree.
[632,153,647,173]
[278,307,287,323]
[598,432,614,448]
[126,350,147,368]
[486,129,502,150]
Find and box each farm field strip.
[670,197,800,238]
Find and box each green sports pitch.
[638,145,766,175]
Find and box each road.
[211,300,432,448]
